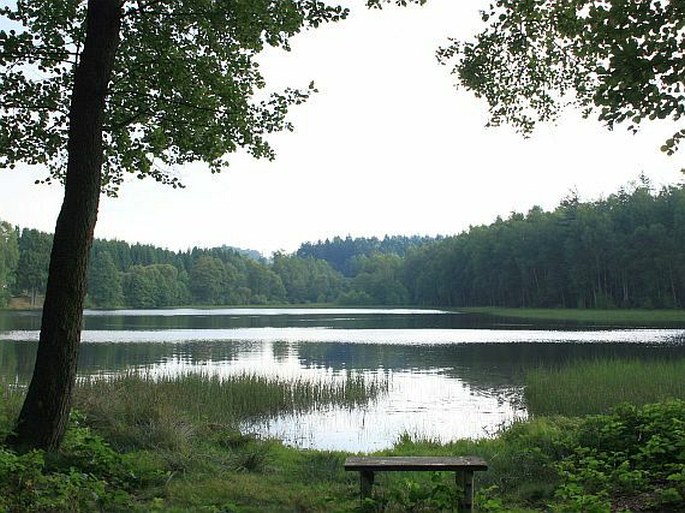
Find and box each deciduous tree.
[0,0,346,451]
[438,0,684,156]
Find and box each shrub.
[0,414,163,513]
[552,400,685,511]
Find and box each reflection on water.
[251,371,523,452]
[1,308,684,451]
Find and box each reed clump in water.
[72,371,387,451]
[524,358,685,416]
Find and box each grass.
[461,306,685,324]
[525,357,685,416]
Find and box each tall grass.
[72,372,387,450]
[525,358,685,416]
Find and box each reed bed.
[524,358,685,416]
[71,371,387,450]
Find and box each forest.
[1,178,685,310]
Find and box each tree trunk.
[9,0,122,452]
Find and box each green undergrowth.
[1,377,684,512]
[0,412,163,512]
[525,358,685,416]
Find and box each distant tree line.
[405,180,685,309]
[0,229,351,308]
[2,180,685,310]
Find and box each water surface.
[1,308,683,451]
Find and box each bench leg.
[456,470,474,513]
[360,470,374,499]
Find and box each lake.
[1,307,684,452]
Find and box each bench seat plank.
[344,456,488,472]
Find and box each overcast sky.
[1,0,682,256]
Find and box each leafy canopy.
[438,0,685,155]
[0,0,347,194]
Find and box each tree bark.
[9,0,122,452]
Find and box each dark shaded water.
[1,308,684,450]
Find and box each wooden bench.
[344,456,488,513]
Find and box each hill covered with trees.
[2,179,685,310]
[297,235,439,276]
